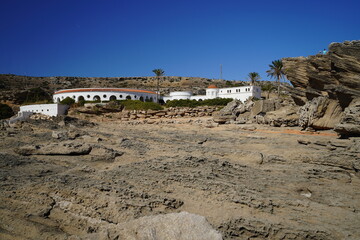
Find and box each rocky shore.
[0,115,359,239]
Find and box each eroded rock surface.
[283,40,360,107]
[335,97,360,138]
[1,119,359,239]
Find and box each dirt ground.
[0,116,359,239]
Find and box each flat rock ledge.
[14,142,92,156]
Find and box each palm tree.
[266,60,285,98]
[247,72,260,86]
[152,69,165,103]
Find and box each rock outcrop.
[283,40,360,108]
[14,142,92,156]
[334,97,360,138]
[250,99,282,117]
[213,100,242,123]
[263,105,299,127]
[298,96,344,130]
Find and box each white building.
[53,88,158,103]
[163,85,261,103]
[8,104,69,124]
[19,104,69,116]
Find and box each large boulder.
[334,98,360,138]
[213,100,241,124]
[283,40,360,108]
[250,99,281,117]
[93,212,223,240]
[298,96,343,130]
[263,105,300,127]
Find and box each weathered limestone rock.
[213,100,241,124]
[234,100,255,115]
[250,99,281,117]
[14,142,92,156]
[264,105,300,127]
[283,40,360,107]
[96,212,223,240]
[298,96,344,130]
[334,98,360,138]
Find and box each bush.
[117,100,163,110]
[60,97,75,106]
[0,103,14,119]
[165,98,233,108]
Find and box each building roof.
[54,88,156,95]
[207,85,218,89]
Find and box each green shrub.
[117,100,163,110]
[0,103,14,119]
[165,98,233,108]
[60,97,75,106]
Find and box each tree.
[266,60,285,98]
[261,82,276,99]
[152,69,165,103]
[247,72,260,86]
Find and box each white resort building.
[10,85,260,123]
[53,88,158,103]
[163,85,261,103]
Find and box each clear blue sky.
[1,0,359,81]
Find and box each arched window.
[139,96,144,102]
[126,95,131,100]
[119,95,123,98]
[93,95,101,102]
[198,99,203,101]
[109,95,117,101]
[78,96,85,102]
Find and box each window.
[87,95,90,99]
[120,95,123,98]
[227,90,231,93]
[103,94,107,98]
[73,96,76,99]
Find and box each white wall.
[20,104,69,117]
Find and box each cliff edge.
[282,40,360,108]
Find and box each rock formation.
[334,97,360,137]
[298,96,344,130]
[282,40,360,108]
[282,40,360,132]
